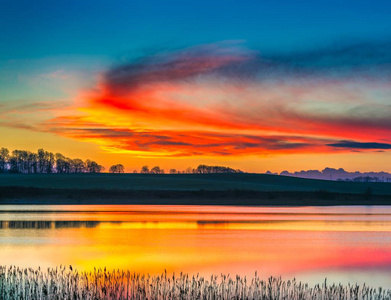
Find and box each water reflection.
[2,219,391,231]
[0,205,390,288]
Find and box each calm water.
[1,205,391,288]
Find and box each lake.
[0,205,390,288]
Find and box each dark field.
[1,173,391,193]
[1,173,391,205]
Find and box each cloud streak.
[327,141,391,150]
[44,124,332,157]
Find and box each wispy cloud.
[0,100,69,114]
[44,124,332,157]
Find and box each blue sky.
[2,0,390,98]
[2,0,391,60]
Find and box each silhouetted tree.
[85,160,104,173]
[140,165,149,174]
[72,159,85,173]
[0,147,10,173]
[46,152,55,173]
[184,167,193,174]
[37,149,51,173]
[194,164,241,174]
[109,164,125,173]
[27,152,38,173]
[150,166,164,174]
[9,150,28,173]
[169,168,177,174]
[56,153,75,173]
[36,149,55,173]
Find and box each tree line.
[0,147,242,175]
[137,164,242,174]
[337,176,390,183]
[0,147,114,174]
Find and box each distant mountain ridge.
[266,168,391,182]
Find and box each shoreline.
[1,186,391,206]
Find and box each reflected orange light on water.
[0,205,391,288]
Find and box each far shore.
[1,186,391,206]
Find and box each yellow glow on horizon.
[2,123,391,173]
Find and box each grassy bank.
[1,173,391,194]
[1,266,390,300]
[1,173,391,205]
[1,186,391,206]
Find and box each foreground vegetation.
[1,266,390,300]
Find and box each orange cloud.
[42,43,391,157]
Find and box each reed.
[1,266,390,300]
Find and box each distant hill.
[267,168,391,182]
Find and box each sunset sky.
[1,0,391,172]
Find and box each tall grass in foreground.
[1,266,390,300]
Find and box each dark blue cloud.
[104,39,391,91]
[327,141,391,150]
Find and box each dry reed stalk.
[0,266,390,300]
